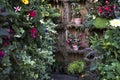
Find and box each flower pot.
[73,18,82,25]
[72,44,78,51]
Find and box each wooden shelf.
[56,22,83,30]
[55,44,91,55]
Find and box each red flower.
[104,6,110,11]
[98,7,103,13]
[3,41,9,47]
[30,27,37,39]
[28,10,37,18]
[0,50,5,57]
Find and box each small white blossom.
[40,19,44,24]
[94,0,98,3]
[92,15,96,19]
[14,34,22,38]
[109,19,120,27]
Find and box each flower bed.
[0,0,60,79]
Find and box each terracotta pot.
[73,18,82,25]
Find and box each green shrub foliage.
[67,60,85,74]
[90,28,120,80]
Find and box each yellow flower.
[21,0,29,5]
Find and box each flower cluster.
[97,0,116,19]
[66,33,85,50]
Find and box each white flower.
[92,15,96,19]
[94,0,98,3]
[40,19,44,24]
[109,19,120,27]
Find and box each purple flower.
[0,50,5,57]
[9,28,13,34]
[45,29,48,33]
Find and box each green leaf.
[107,72,115,79]
[93,17,109,29]
[90,61,98,71]
[0,28,9,37]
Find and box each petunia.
[21,0,29,5]
[14,6,21,12]
[0,50,5,57]
[28,10,37,18]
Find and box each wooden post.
[63,0,71,23]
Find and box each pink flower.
[105,0,110,4]
[30,27,37,39]
[14,6,21,12]
[113,5,117,9]
[28,10,37,18]
[66,39,70,44]
[98,7,103,13]
[0,50,5,57]
[79,32,84,37]
[80,42,85,47]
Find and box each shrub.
[67,60,85,74]
[0,0,59,80]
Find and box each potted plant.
[71,3,82,25]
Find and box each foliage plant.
[0,0,59,80]
[71,3,81,18]
[90,27,120,80]
[86,0,120,29]
[67,60,85,74]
